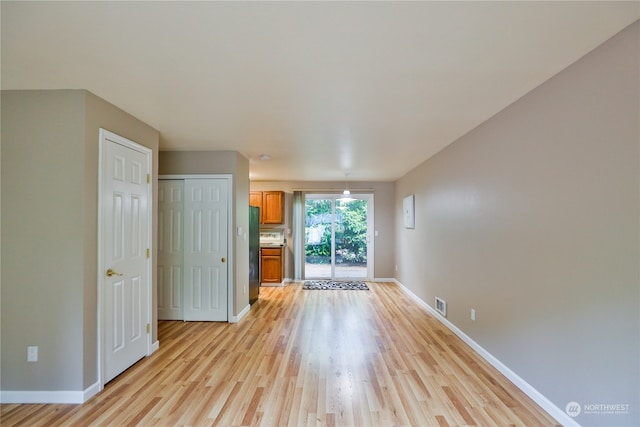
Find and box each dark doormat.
[303,280,369,290]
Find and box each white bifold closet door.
[158,180,184,320]
[158,179,228,322]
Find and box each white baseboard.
[83,381,101,402]
[371,277,396,282]
[1,381,101,404]
[393,279,579,427]
[151,340,160,354]
[229,304,250,323]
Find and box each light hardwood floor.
[1,282,560,426]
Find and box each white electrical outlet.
[27,346,38,362]
[471,308,476,321]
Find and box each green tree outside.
[305,199,367,265]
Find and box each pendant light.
[337,173,355,202]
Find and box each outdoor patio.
[304,262,367,279]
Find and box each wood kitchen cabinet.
[249,191,262,213]
[250,191,284,224]
[261,247,284,284]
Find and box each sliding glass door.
[304,194,373,280]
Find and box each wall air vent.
[435,297,447,317]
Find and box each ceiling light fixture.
[258,154,271,161]
[337,173,355,202]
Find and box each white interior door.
[158,180,184,320]
[100,130,151,384]
[183,179,228,321]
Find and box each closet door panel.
[157,180,184,320]
[183,179,229,321]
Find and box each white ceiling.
[2,1,638,182]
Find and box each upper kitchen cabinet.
[250,190,284,224]
[262,191,284,223]
[249,191,263,214]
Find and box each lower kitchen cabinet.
[261,247,284,285]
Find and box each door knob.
[106,268,123,277]
[221,258,226,263]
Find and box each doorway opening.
[304,194,373,280]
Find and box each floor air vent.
[435,297,447,317]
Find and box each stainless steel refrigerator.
[249,206,260,304]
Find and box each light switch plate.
[27,346,38,362]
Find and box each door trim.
[97,129,153,391]
[159,174,233,322]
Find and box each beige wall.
[1,90,159,392]
[250,181,395,279]
[234,153,250,315]
[2,90,86,391]
[159,151,251,316]
[395,21,639,426]
[0,93,3,371]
